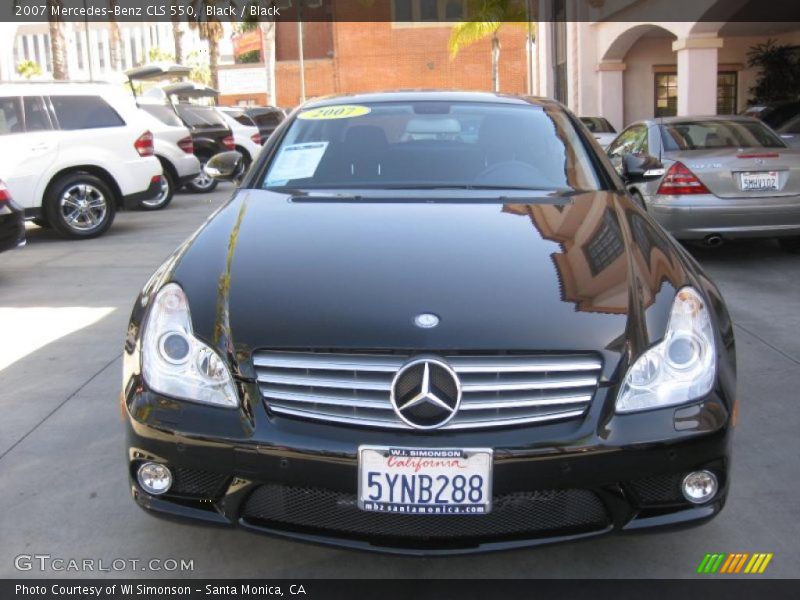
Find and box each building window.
[654,72,678,117]
[394,0,413,20]
[420,0,438,20]
[717,71,737,115]
[584,209,624,277]
[392,0,464,21]
[75,34,84,70]
[97,38,105,69]
[44,34,51,71]
[552,0,568,104]
[655,71,739,117]
[444,0,463,18]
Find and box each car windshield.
[660,119,786,151]
[260,101,601,192]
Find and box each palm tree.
[448,0,528,93]
[189,1,224,90]
[108,0,122,71]
[171,0,185,64]
[46,0,69,80]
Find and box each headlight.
[142,283,238,408]
[616,287,715,413]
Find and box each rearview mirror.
[622,153,664,183]
[205,151,245,183]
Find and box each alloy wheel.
[59,183,108,233]
[192,164,214,191]
[142,175,170,209]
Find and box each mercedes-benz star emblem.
[414,313,440,329]
[390,358,461,429]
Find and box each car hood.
[168,189,691,381]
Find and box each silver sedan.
[607,115,800,251]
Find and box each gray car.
[777,114,800,149]
[607,115,800,251]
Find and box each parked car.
[243,106,286,142]
[580,116,617,148]
[124,91,736,554]
[777,113,800,149]
[607,115,800,252]
[217,107,262,170]
[139,82,234,194]
[740,100,800,130]
[0,83,162,239]
[124,65,201,210]
[0,179,25,252]
[135,105,200,209]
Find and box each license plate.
[358,446,493,515]
[741,171,779,192]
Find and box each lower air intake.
[169,467,228,498]
[627,473,685,506]
[241,484,609,547]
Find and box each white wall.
[622,36,675,125]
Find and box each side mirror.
[621,153,664,183]
[205,151,245,183]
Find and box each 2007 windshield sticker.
[265,141,329,185]
[298,105,371,120]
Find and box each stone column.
[672,37,724,116]
[597,61,625,131]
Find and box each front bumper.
[124,380,733,555]
[648,193,800,240]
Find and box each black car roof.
[300,91,562,110]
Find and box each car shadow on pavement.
[684,238,797,265]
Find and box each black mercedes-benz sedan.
[122,92,736,554]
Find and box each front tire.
[185,154,218,193]
[45,173,116,239]
[140,170,175,211]
[778,236,800,253]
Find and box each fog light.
[682,470,718,504]
[137,462,172,495]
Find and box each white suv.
[217,107,262,170]
[0,83,162,238]
[137,102,201,210]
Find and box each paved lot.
[1,188,799,579]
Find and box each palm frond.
[449,0,530,58]
[449,20,501,58]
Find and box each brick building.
[220,3,532,108]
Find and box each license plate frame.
[740,171,779,192]
[357,446,493,515]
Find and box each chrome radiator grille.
[252,351,602,431]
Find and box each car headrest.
[343,125,388,155]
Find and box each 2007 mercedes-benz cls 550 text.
[122,92,736,555]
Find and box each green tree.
[747,39,800,104]
[16,60,43,79]
[186,50,211,86]
[448,0,528,92]
[149,47,176,63]
[189,1,226,90]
